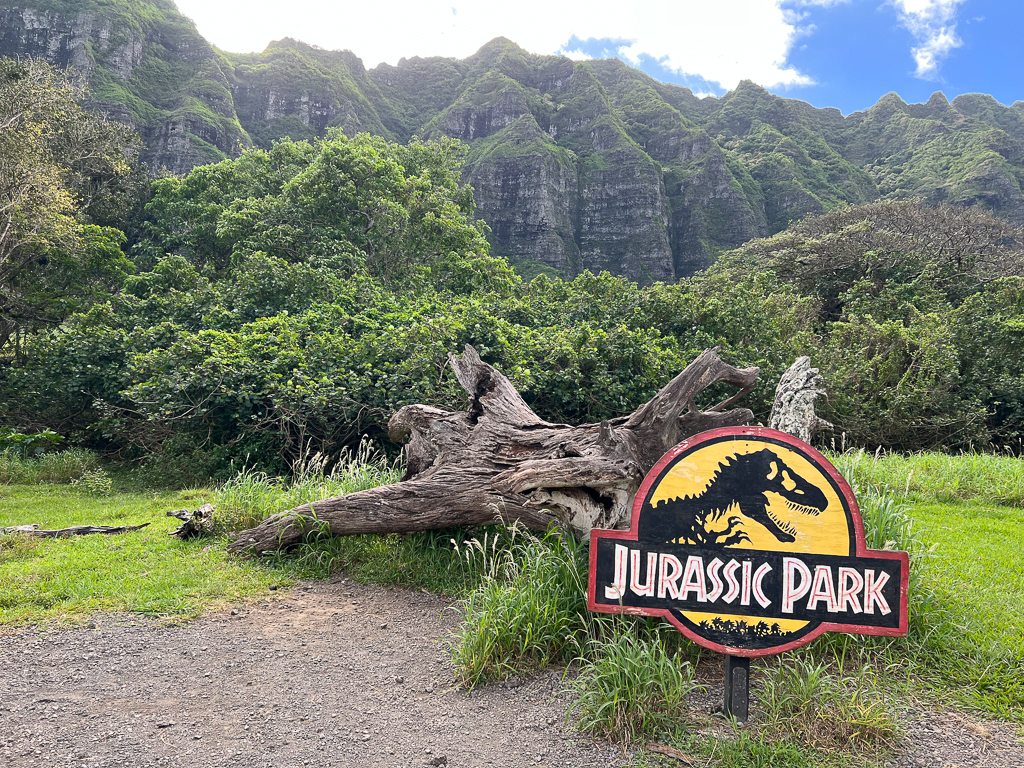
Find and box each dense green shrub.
[3,130,1023,474]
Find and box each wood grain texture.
[229,345,759,555]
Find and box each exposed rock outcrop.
[1,2,249,173]
[6,4,1024,281]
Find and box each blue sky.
[175,0,1023,115]
[781,0,1024,113]
[559,1,1023,114]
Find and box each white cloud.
[172,0,818,91]
[559,49,593,62]
[891,0,967,79]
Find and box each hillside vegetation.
[1,56,1022,480]
[4,2,1024,280]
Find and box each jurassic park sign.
[588,427,910,657]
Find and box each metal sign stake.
[723,655,749,724]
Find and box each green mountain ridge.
[4,1,1024,280]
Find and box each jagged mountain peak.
[4,1,1024,281]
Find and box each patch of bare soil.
[1,578,1021,768]
[0,579,630,768]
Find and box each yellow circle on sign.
[647,438,852,634]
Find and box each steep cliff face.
[6,4,1024,282]
[0,0,250,173]
[413,42,676,282]
[465,114,580,277]
[224,39,395,148]
[589,60,765,275]
[841,91,1024,225]
[0,5,139,77]
[691,81,879,234]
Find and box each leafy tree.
[717,201,1024,322]
[8,123,1024,477]
[0,57,140,350]
[135,133,514,294]
[709,201,1024,449]
[952,277,1024,444]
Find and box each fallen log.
[0,523,150,538]
[229,345,759,555]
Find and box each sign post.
[587,427,909,724]
[723,656,750,722]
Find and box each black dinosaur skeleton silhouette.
[638,448,829,546]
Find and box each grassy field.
[913,501,1024,654]
[0,484,291,627]
[2,447,1023,767]
[834,450,1024,670]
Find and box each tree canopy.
[1,104,1023,480]
[0,57,140,350]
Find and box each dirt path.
[0,579,629,768]
[1,577,1021,768]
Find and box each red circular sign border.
[587,426,910,657]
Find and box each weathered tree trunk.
[768,356,833,444]
[229,346,759,555]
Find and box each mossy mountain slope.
[0,0,251,172]
[5,3,1024,281]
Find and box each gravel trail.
[1,577,1020,767]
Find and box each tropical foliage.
[2,58,1024,482]
[0,57,140,350]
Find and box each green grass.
[904,500,1024,718]
[213,442,402,531]
[570,629,701,744]
[448,526,597,687]
[0,485,291,628]
[444,450,1024,767]
[0,448,101,485]
[829,448,1024,507]
[264,527,486,595]
[4,446,1024,765]
[911,501,1024,654]
[828,448,1024,718]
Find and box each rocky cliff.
[5,2,1024,282]
[0,0,250,173]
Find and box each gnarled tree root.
[229,346,759,555]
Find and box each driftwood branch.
[229,346,759,555]
[167,504,215,538]
[0,523,150,538]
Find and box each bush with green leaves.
[72,468,114,496]
[5,140,1024,474]
[0,428,64,457]
[712,201,1024,450]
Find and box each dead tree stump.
[167,504,216,538]
[768,356,833,444]
[229,345,759,555]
